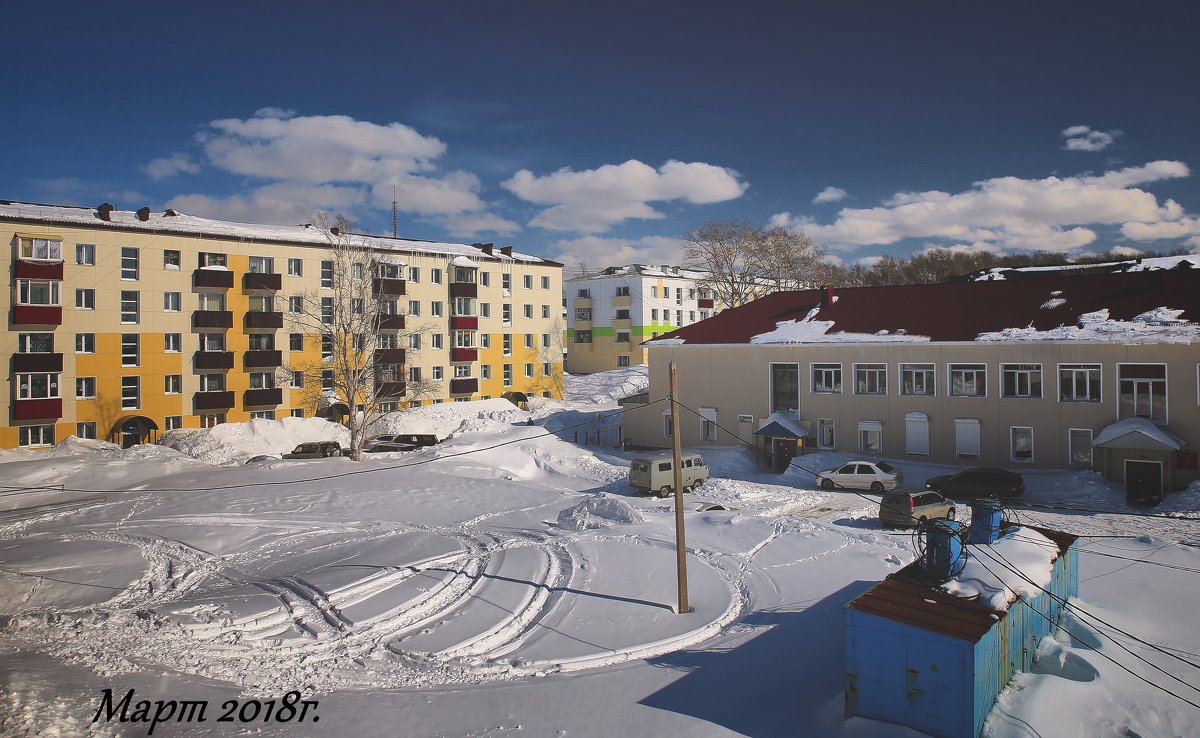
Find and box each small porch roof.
[1093,417,1184,451]
[754,412,809,439]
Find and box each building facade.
[2,201,564,449]
[565,265,723,374]
[625,271,1200,496]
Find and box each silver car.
[815,460,901,492]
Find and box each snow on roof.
[975,307,1200,344]
[749,311,930,344]
[375,254,406,266]
[972,254,1200,281]
[753,412,809,439]
[567,264,710,282]
[1093,417,1185,450]
[0,200,554,266]
[450,255,479,268]
[942,526,1059,612]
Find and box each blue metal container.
[924,519,965,580]
[967,500,1003,544]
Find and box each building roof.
[566,264,709,282]
[1093,418,1185,450]
[645,269,1200,345]
[0,200,559,267]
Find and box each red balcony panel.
[243,350,283,368]
[194,269,234,289]
[194,351,234,370]
[374,348,406,366]
[373,277,407,296]
[451,347,478,363]
[450,316,478,330]
[244,388,283,406]
[450,378,478,395]
[13,305,63,325]
[13,398,63,421]
[376,314,406,330]
[244,311,284,329]
[698,298,715,309]
[193,391,235,411]
[243,272,282,291]
[449,282,478,299]
[13,353,63,373]
[193,310,233,329]
[15,260,64,279]
[376,381,407,398]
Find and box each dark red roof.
[653,269,1200,344]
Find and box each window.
[19,237,62,262]
[321,297,333,324]
[480,272,490,287]
[289,296,303,313]
[291,370,305,389]
[77,422,97,439]
[289,333,304,351]
[577,288,591,299]
[615,286,630,297]
[454,297,476,316]
[574,331,592,344]
[165,416,184,430]
[76,243,95,265]
[524,365,532,381]
[502,273,512,291]
[901,364,935,396]
[121,334,140,366]
[76,333,95,353]
[854,364,887,395]
[617,355,631,367]
[859,421,883,454]
[651,286,659,298]
[524,334,534,349]
[1059,364,1101,403]
[17,333,53,353]
[454,364,473,378]
[818,419,835,449]
[955,418,981,458]
[543,361,552,375]
[351,298,364,315]
[121,247,139,280]
[523,304,533,319]
[199,333,225,352]
[163,250,180,269]
[321,335,334,360]
[249,295,274,313]
[541,305,550,319]
[249,410,276,420]
[19,279,62,306]
[453,266,475,283]
[1069,428,1094,467]
[480,303,491,318]
[248,256,273,273]
[453,330,476,348]
[772,364,800,411]
[164,292,181,311]
[199,252,227,268]
[503,334,513,354]
[616,331,630,343]
[197,292,225,310]
[651,309,658,321]
[409,333,422,350]
[199,414,225,429]
[615,309,630,320]
[575,308,592,321]
[541,275,550,289]
[1002,364,1042,398]
[18,425,55,447]
[200,373,226,392]
[320,260,333,288]
[431,333,444,349]
[164,375,182,394]
[689,311,696,322]
[377,332,396,349]
[698,408,717,441]
[481,334,491,349]
[481,365,492,380]
[76,377,96,399]
[405,299,421,317]
[121,377,140,410]
[164,333,181,352]
[503,364,513,386]
[523,274,532,289]
[503,304,512,323]
[949,364,986,397]
[1119,364,1167,422]
[120,291,140,323]
[431,301,443,317]
[663,411,673,438]
[431,268,443,284]
[290,409,305,418]
[288,258,303,276]
[676,288,684,305]
[250,372,274,389]
[409,367,422,382]
[812,363,842,394]
[1011,426,1034,463]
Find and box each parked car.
[362,435,418,453]
[282,441,343,459]
[815,460,901,492]
[923,467,1025,499]
[879,491,956,528]
[629,451,710,497]
[392,433,440,447]
[244,454,280,465]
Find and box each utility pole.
[669,361,690,614]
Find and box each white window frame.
[769,362,800,412]
[853,363,887,396]
[121,376,140,410]
[76,376,96,399]
[900,363,935,396]
[949,363,987,398]
[1010,426,1034,463]
[811,363,842,394]
[1058,363,1102,403]
[164,291,181,312]
[1117,363,1168,423]
[818,418,835,449]
[1001,363,1043,399]
[858,420,883,455]
[1068,428,1093,468]
[18,279,62,306]
[287,257,303,276]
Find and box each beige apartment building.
[625,271,1200,499]
[1,200,564,449]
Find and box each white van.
[629,451,710,497]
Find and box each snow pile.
[976,306,1200,343]
[557,495,644,530]
[159,416,350,465]
[371,398,528,439]
[942,527,1058,611]
[563,366,649,405]
[749,315,930,344]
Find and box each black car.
[924,467,1025,499]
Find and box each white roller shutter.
[955,418,980,458]
[905,412,929,456]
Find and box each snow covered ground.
[2,367,1199,737]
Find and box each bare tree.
[286,213,431,460]
[682,220,763,307]
[756,225,825,292]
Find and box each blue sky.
[4,2,1199,269]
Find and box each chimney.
[164,209,180,217]
[330,227,341,236]
[500,246,513,257]
[136,207,151,222]
[97,203,114,222]
[472,242,494,256]
[822,284,834,306]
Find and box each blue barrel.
[968,500,1004,544]
[924,520,965,581]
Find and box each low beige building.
[625,270,1200,499]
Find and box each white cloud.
[253,107,296,119]
[1062,125,1121,152]
[813,186,847,204]
[1109,245,1145,258]
[854,255,883,267]
[434,211,522,239]
[167,183,367,226]
[143,153,201,180]
[772,160,1191,254]
[1121,216,1200,243]
[503,159,746,233]
[550,235,689,267]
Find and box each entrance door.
[120,419,142,449]
[1125,460,1163,504]
[773,438,798,473]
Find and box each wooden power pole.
[669,361,690,614]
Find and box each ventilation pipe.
[136,207,151,222]
[97,203,114,221]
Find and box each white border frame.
[1010,425,1035,464]
[1056,362,1103,404]
[898,362,936,397]
[1067,427,1093,468]
[1116,362,1169,424]
[947,362,987,399]
[1000,363,1044,400]
[852,362,888,396]
[768,361,802,412]
[809,361,843,395]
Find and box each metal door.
[906,637,964,738]
[1125,460,1163,503]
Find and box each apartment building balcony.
[450,316,478,330]
[451,347,478,362]
[194,351,234,370]
[12,353,63,373]
[612,318,632,330]
[244,388,283,406]
[12,306,62,326]
[376,381,407,398]
[242,272,282,291]
[194,268,234,289]
[244,311,284,329]
[193,310,233,329]
[13,398,62,421]
[450,378,478,395]
[194,391,235,411]
[243,350,283,368]
[375,314,406,330]
[574,296,592,308]
[698,298,715,309]
[612,294,632,309]
[14,260,63,280]
[373,277,407,296]
[449,282,478,299]
[573,318,592,329]
[374,348,406,367]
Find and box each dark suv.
[924,467,1025,499]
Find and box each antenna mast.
[392,185,398,238]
